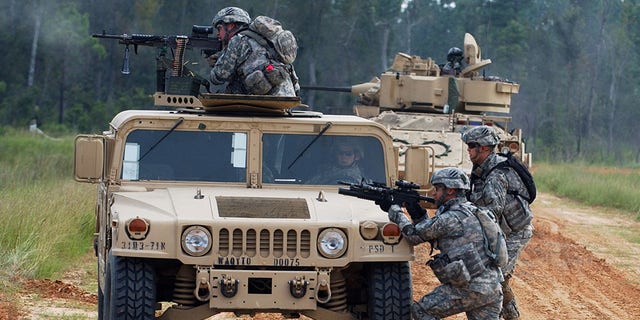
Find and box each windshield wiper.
[287,122,332,170]
[139,117,184,162]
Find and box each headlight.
[181,226,212,256]
[317,228,347,258]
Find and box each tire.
[105,252,156,320]
[367,262,412,320]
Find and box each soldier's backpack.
[474,208,508,268]
[240,16,299,94]
[246,16,298,64]
[487,152,537,204]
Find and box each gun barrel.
[338,188,382,202]
[419,195,436,203]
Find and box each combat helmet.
[461,125,499,146]
[430,167,470,190]
[447,47,463,63]
[212,7,251,27]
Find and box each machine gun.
[93,25,222,95]
[339,180,435,220]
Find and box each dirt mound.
[514,216,640,319]
[21,278,98,305]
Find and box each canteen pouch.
[244,70,272,95]
[443,260,471,287]
[264,63,288,86]
[429,255,470,287]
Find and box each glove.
[405,201,426,221]
[387,204,404,224]
[388,205,412,230]
[375,196,393,212]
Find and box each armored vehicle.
[76,29,434,318]
[307,33,530,192]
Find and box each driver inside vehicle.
[308,141,365,184]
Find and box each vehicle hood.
[112,186,385,223]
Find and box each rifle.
[338,180,435,220]
[93,25,221,94]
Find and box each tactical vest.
[430,201,497,285]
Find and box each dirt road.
[2,192,639,319]
[410,193,640,320]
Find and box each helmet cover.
[212,7,251,27]
[430,167,470,190]
[461,125,499,146]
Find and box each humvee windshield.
[121,129,386,184]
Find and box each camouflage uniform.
[465,129,534,319]
[388,197,503,320]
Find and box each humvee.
[74,87,428,319]
[307,33,531,193]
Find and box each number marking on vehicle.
[368,244,386,254]
[120,241,166,251]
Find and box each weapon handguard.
[338,179,434,221]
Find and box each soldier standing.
[462,125,534,320]
[208,7,296,96]
[381,167,503,319]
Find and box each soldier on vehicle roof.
[462,125,534,320]
[380,167,504,319]
[441,47,465,76]
[207,7,297,96]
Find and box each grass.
[533,163,640,219]
[0,130,95,281]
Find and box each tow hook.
[289,276,309,298]
[194,268,212,302]
[220,275,240,298]
[315,268,332,303]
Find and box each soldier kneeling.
[380,167,504,319]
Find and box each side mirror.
[403,146,433,188]
[74,135,104,183]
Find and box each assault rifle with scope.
[93,25,221,95]
[338,180,435,220]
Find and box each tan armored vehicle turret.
[308,33,530,193]
[79,28,429,320]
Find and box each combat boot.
[500,299,520,319]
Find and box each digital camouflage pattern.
[210,33,296,96]
[387,197,503,319]
[430,167,471,190]
[461,125,501,147]
[211,7,251,26]
[468,152,534,319]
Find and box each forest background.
[1,0,639,165]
